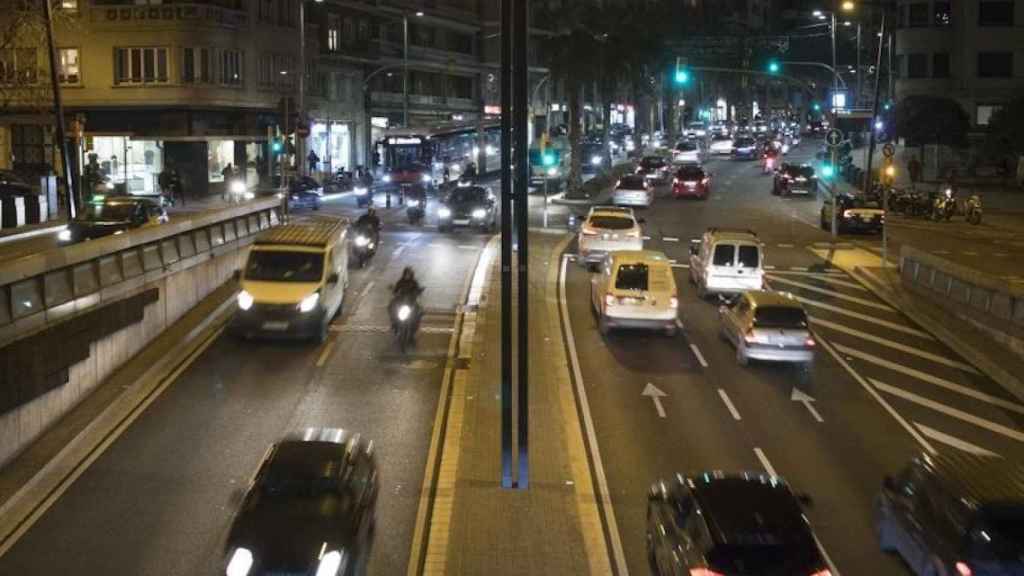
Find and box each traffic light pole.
[831,147,838,239]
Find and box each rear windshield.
[786,166,816,178]
[734,138,756,147]
[675,142,697,152]
[615,263,649,291]
[450,188,487,204]
[755,306,808,328]
[708,543,811,574]
[245,250,324,283]
[642,157,666,168]
[619,176,647,190]
[713,245,735,267]
[588,215,634,230]
[677,167,705,180]
[847,197,881,209]
[738,245,760,268]
[79,202,138,222]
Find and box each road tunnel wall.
[0,199,282,468]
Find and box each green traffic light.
[272,140,283,153]
[674,70,690,84]
[813,103,821,111]
[821,164,835,178]
[542,153,555,166]
[768,61,780,74]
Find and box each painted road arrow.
[643,383,668,418]
[791,387,823,422]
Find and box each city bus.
[376,122,502,184]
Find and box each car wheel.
[736,343,749,366]
[598,316,611,335]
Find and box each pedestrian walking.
[307,150,319,174]
[908,156,922,189]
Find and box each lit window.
[58,48,79,85]
[977,105,1003,126]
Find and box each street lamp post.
[41,0,76,218]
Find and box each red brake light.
[955,562,972,576]
[805,337,816,347]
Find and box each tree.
[0,2,75,115]
[984,96,1024,159]
[894,95,970,150]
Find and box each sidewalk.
[422,232,612,575]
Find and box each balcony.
[90,3,248,30]
[369,91,476,111]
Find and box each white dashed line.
[717,389,741,420]
[457,245,479,250]
[393,245,407,257]
[663,236,680,242]
[690,344,709,368]
[754,447,778,477]
[777,243,795,248]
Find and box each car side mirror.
[233,269,241,281]
[882,475,897,492]
[327,273,340,285]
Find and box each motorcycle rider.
[390,266,424,332]
[355,206,380,233]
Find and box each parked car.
[689,227,765,298]
[287,176,324,211]
[612,175,654,207]
[820,194,884,233]
[671,164,711,199]
[719,290,816,366]
[773,163,819,197]
[590,250,679,336]
[648,472,831,576]
[0,170,32,197]
[878,452,1024,576]
[577,206,644,266]
[58,196,167,243]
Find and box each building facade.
[893,0,1024,126]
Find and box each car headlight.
[314,550,345,576]
[591,155,602,166]
[226,547,253,576]
[383,174,391,183]
[354,235,369,247]
[354,187,368,196]
[298,292,320,313]
[397,304,412,322]
[237,290,254,311]
[57,229,72,242]
[230,180,247,194]
[438,207,452,219]
[407,199,421,208]
[485,145,496,156]
[421,174,432,183]
[472,208,487,219]
[547,167,558,177]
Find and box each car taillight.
[605,294,616,307]
[955,561,972,576]
[701,177,709,185]
[670,296,678,309]
[690,569,725,576]
[805,337,816,347]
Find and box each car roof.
[610,250,668,264]
[589,209,634,220]
[704,227,759,242]
[588,205,633,215]
[686,474,808,543]
[744,290,801,308]
[917,452,1024,505]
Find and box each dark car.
[820,194,885,233]
[581,142,609,173]
[224,429,377,576]
[288,176,323,211]
[877,453,1024,576]
[438,185,496,232]
[772,163,818,197]
[0,170,32,197]
[732,137,759,160]
[637,155,669,183]
[672,164,711,199]
[59,196,167,243]
[648,472,831,576]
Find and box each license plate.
[262,321,289,331]
[454,219,470,225]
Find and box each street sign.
[882,142,896,158]
[825,128,844,148]
[296,122,310,138]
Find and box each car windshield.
[678,167,705,180]
[712,135,731,142]
[245,250,324,282]
[588,216,634,230]
[642,157,665,168]
[450,188,487,204]
[615,263,649,291]
[619,176,646,190]
[754,306,807,328]
[79,202,138,222]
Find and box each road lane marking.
[770,269,848,277]
[643,383,668,418]
[662,236,680,242]
[962,251,978,256]
[792,295,933,339]
[777,243,795,248]
[833,343,1024,414]
[809,316,979,374]
[559,255,629,575]
[788,266,809,272]
[315,339,336,367]
[671,263,689,269]
[766,276,895,311]
[689,344,708,368]
[872,379,1024,443]
[914,422,1000,457]
[754,447,778,477]
[770,273,866,291]
[393,245,407,257]
[812,533,843,576]
[718,389,741,420]
[642,235,652,240]
[816,334,937,454]
[457,244,478,250]
[791,388,824,423]
[356,280,375,306]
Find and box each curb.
[850,265,1024,403]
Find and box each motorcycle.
[964,193,983,225]
[351,224,378,269]
[406,197,425,225]
[932,187,957,221]
[390,290,423,352]
[762,155,776,174]
[222,178,254,203]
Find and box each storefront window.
[208,140,235,182]
[311,122,352,173]
[84,136,163,194]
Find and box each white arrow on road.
[643,383,668,418]
[791,388,824,422]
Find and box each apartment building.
[893,0,1024,126]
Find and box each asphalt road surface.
[560,140,1024,576]
[0,197,489,575]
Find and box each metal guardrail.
[0,197,282,347]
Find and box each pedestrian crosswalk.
[762,268,1024,460]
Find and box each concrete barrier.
[0,198,282,467]
[900,245,1024,358]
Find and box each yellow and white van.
[590,250,679,336]
[231,217,350,342]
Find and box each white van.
[231,217,350,342]
[689,228,764,298]
[591,250,679,336]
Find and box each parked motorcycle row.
[887,186,983,225]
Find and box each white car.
[612,174,654,207]
[684,122,708,139]
[591,250,679,336]
[709,136,734,155]
[672,140,702,164]
[578,207,644,265]
[689,227,765,298]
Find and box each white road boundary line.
[753,447,778,477]
[393,245,407,257]
[872,379,1024,443]
[689,344,709,368]
[810,316,979,374]
[815,334,937,454]
[914,422,1000,457]
[560,254,630,576]
[767,276,895,311]
[770,273,866,291]
[315,339,336,367]
[662,236,680,242]
[718,389,742,420]
[792,295,933,339]
[833,343,1024,415]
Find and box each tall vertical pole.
[856,23,862,107]
[887,32,894,102]
[830,8,838,238]
[499,0,514,490]
[864,10,886,199]
[513,0,529,489]
[298,0,306,176]
[42,0,76,218]
[403,15,409,128]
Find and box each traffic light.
[813,103,821,111]
[767,60,780,74]
[674,69,690,85]
[542,152,556,167]
[271,138,283,154]
[821,164,835,179]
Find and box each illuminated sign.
[371,116,389,128]
[484,105,501,115]
[388,137,422,145]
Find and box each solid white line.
[833,343,1024,415]
[718,389,741,420]
[789,266,809,271]
[0,223,65,245]
[357,280,375,305]
[559,255,629,575]
[809,316,979,374]
[873,379,1024,443]
[315,339,335,367]
[914,422,1000,457]
[457,245,478,250]
[770,273,867,291]
[792,295,933,339]
[690,344,709,368]
[662,236,680,242]
[393,245,407,257]
[777,243,795,248]
[763,264,777,270]
[671,263,690,269]
[754,447,778,477]
[766,276,895,311]
[815,334,937,454]
[812,533,843,576]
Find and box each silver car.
[719,290,815,366]
[613,175,654,207]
